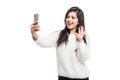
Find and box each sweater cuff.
[34,37,42,45]
[35,38,40,43]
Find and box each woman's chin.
[67,26,73,30]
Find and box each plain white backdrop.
[0,0,120,80]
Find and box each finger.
[34,25,40,30]
[33,21,38,25]
[80,26,84,32]
[31,21,38,26]
[31,22,36,28]
[32,26,40,31]
[31,24,39,29]
[78,27,81,33]
[31,25,40,31]
[81,26,86,34]
[34,28,40,31]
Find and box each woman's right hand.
[30,21,40,41]
[31,21,40,33]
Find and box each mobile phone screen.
[34,13,39,22]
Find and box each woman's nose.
[68,18,72,21]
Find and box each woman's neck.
[70,29,76,34]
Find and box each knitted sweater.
[35,30,90,78]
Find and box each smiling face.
[65,11,78,33]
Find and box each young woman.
[30,6,90,80]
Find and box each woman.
[30,6,90,80]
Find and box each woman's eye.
[66,16,69,18]
[72,16,75,19]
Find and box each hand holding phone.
[32,13,40,31]
[31,13,40,40]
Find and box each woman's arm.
[30,21,60,48]
[76,34,90,63]
[35,31,60,48]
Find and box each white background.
[0,0,120,80]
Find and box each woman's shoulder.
[52,30,62,35]
[49,30,61,37]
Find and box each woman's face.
[66,11,78,31]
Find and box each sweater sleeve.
[35,30,60,48]
[76,34,90,63]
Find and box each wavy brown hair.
[57,6,86,47]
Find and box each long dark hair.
[57,6,86,47]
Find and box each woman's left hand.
[75,26,85,42]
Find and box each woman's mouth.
[67,23,73,26]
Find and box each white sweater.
[35,30,90,78]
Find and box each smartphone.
[34,13,39,22]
